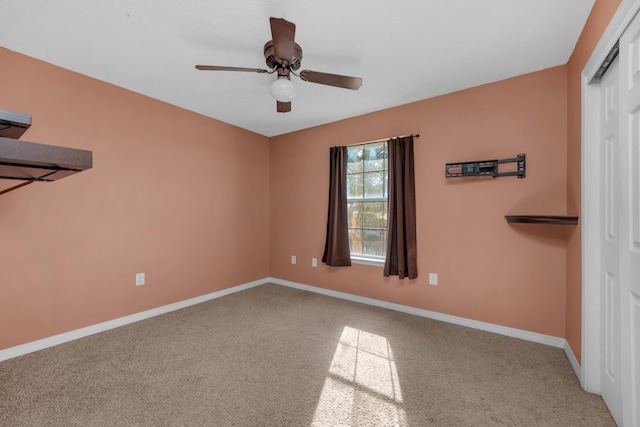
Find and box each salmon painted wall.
[565,0,622,364]
[270,66,569,337]
[0,48,270,350]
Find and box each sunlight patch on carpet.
[312,326,407,426]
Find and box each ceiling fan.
[195,17,363,113]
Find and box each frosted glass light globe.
[270,77,296,102]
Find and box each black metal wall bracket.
[445,154,526,179]
[0,168,65,196]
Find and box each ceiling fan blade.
[270,17,296,64]
[300,70,362,90]
[277,101,291,113]
[195,65,268,73]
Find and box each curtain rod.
[346,134,420,147]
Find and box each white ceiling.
[0,0,595,137]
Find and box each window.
[346,142,388,263]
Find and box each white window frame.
[346,141,388,266]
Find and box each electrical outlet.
[291,255,297,264]
[312,258,318,267]
[136,272,145,286]
[429,273,438,286]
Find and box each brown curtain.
[322,146,352,267]
[384,136,418,279]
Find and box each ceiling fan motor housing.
[263,41,303,70]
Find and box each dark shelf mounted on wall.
[505,215,579,225]
[446,154,526,179]
[0,109,93,196]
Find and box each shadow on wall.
[505,222,574,246]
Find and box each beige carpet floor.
[0,283,615,426]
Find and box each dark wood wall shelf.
[0,109,31,139]
[505,215,579,225]
[0,109,93,196]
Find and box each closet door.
[598,55,622,426]
[618,12,640,426]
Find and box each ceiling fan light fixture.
[195,18,362,112]
[270,75,296,102]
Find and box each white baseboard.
[564,340,582,382]
[1,276,572,368]
[268,277,568,349]
[0,278,269,362]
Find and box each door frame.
[581,0,640,394]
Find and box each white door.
[599,56,623,426]
[619,13,640,426]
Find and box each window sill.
[350,256,385,267]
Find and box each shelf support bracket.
[0,170,60,196]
